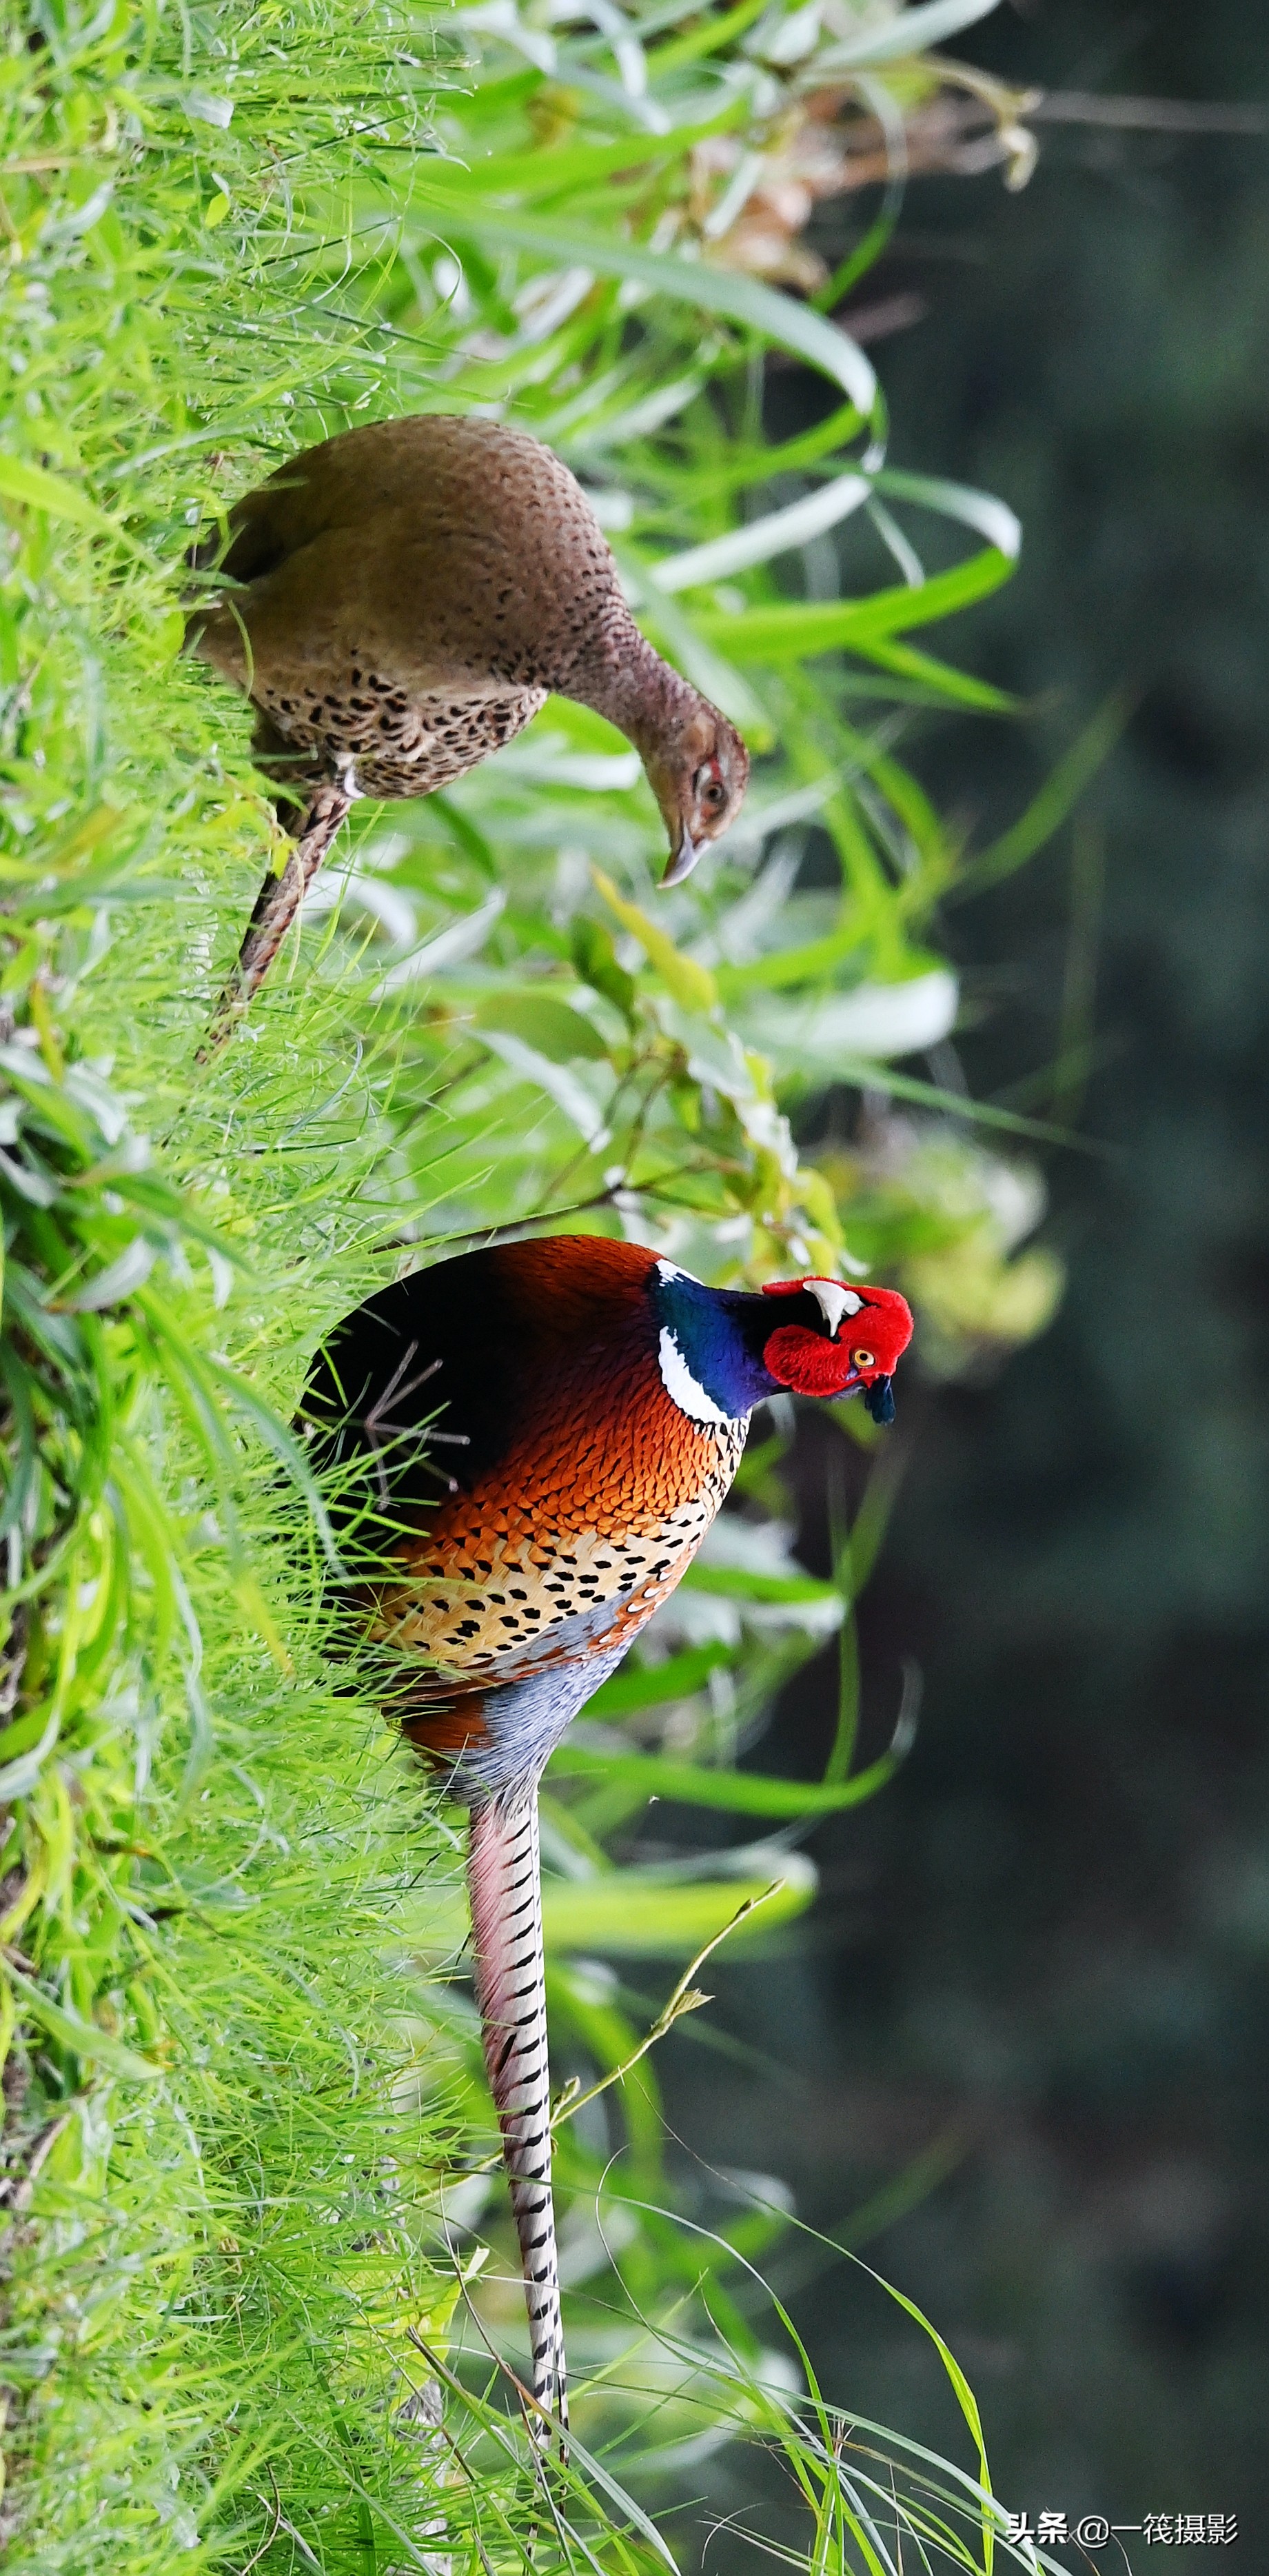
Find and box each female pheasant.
[302,1234,912,2440]
[187,415,749,1038]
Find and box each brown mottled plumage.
[187,414,749,1040]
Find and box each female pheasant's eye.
[852,1347,875,1369]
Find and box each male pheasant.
[301,1234,912,2439]
[187,415,749,1038]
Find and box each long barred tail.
[467,1793,567,2441]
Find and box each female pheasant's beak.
[647,712,750,889]
[661,825,698,888]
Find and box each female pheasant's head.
[651,1263,913,1429]
[644,702,750,887]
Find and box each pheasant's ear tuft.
[763,1276,863,1336]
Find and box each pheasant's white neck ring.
[657,1325,735,1427]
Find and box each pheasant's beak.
[660,825,700,889]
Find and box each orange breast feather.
[377,1320,743,1680]
[307,1236,746,1768]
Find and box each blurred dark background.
[664,0,1269,2550]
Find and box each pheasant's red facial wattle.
[760,1277,913,1418]
[760,1323,860,1398]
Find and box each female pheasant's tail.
[467,1791,568,2444]
[197,778,352,1058]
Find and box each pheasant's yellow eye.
[852,1347,875,1369]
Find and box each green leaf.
[416,190,880,414]
[586,1640,737,1718]
[433,104,751,203]
[593,869,718,1011]
[952,692,1129,898]
[547,1742,903,1818]
[649,0,770,74]
[691,546,1015,663]
[7,1964,159,2082]
[714,920,866,998]
[59,1236,158,1311]
[472,991,609,1061]
[829,1055,1108,1150]
[540,1863,815,1958]
[0,454,119,533]
[812,0,1002,71]
[840,633,1017,713]
[403,1859,815,1960]
[570,916,637,1021]
[679,1563,840,1606]
[871,466,1021,559]
[649,468,871,592]
[477,1025,610,1141]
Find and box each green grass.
[0,1,1091,2568]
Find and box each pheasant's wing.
[215,454,382,585]
[301,1250,521,1517]
[207,414,616,691]
[217,417,494,585]
[196,518,546,707]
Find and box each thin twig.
[1031,90,1269,135]
[368,1188,621,1260]
[550,1881,786,2133]
[239,2466,285,2575]
[443,1881,791,2180]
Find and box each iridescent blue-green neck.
[649,1262,782,1425]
